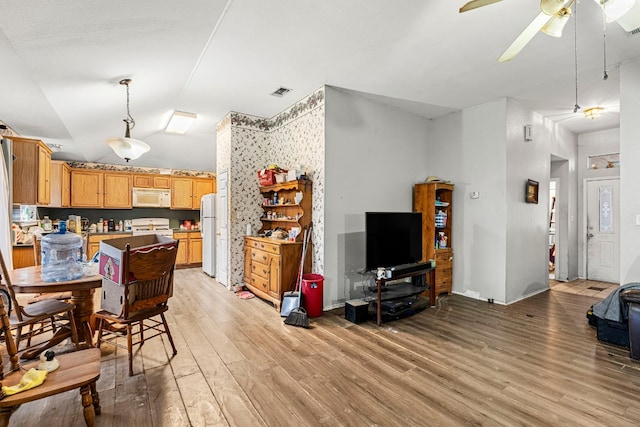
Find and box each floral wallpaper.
[217,86,325,289]
[65,161,215,178]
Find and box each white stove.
[131,218,174,237]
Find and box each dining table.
[8,265,103,359]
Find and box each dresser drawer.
[251,261,270,279]
[250,240,280,254]
[250,275,269,293]
[251,248,270,264]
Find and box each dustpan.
[280,227,308,318]
[280,291,300,317]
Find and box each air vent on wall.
[271,87,292,97]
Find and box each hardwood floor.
[4,270,640,426]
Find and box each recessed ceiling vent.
[271,87,292,97]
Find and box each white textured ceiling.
[1,0,639,171]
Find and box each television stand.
[375,265,436,326]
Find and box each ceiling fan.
[459,0,637,62]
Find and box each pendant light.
[573,0,580,113]
[106,78,150,162]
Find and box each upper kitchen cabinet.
[132,174,171,189]
[70,169,132,208]
[11,136,52,205]
[171,176,215,210]
[49,160,71,208]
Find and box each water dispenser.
[40,221,84,282]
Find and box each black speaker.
[345,300,369,324]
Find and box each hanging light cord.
[573,0,580,113]
[602,3,608,80]
[121,79,136,129]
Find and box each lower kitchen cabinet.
[174,231,202,267]
[243,236,309,311]
[87,233,132,259]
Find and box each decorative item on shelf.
[106,78,150,162]
[435,210,447,228]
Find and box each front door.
[586,178,620,283]
[216,171,229,288]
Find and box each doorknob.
[587,233,594,239]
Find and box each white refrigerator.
[200,193,216,277]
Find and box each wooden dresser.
[243,236,310,311]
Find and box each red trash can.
[301,274,324,317]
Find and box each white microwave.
[132,188,171,208]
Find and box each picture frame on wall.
[526,179,539,204]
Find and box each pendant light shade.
[542,7,572,37]
[106,79,149,162]
[593,0,635,22]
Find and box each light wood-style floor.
[5,271,640,426]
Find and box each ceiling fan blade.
[498,12,554,62]
[459,0,503,13]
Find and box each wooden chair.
[0,250,79,357]
[95,241,179,376]
[0,280,101,426]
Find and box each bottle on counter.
[118,220,123,232]
[97,220,104,233]
[108,218,115,232]
[42,216,52,232]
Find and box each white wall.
[430,97,579,304]
[430,99,509,302]
[324,86,431,308]
[620,58,640,284]
[505,100,550,301]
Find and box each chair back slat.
[0,250,24,322]
[122,242,178,319]
[0,250,23,376]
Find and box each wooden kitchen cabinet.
[70,169,132,208]
[133,174,171,189]
[243,236,310,311]
[173,231,202,267]
[49,160,71,208]
[171,176,215,210]
[70,169,103,207]
[11,136,52,205]
[103,172,132,208]
[87,233,132,259]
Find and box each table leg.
[377,278,382,327]
[70,289,96,346]
[429,269,436,307]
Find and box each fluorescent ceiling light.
[165,111,197,134]
[584,107,604,119]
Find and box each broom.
[285,224,312,328]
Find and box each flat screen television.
[365,212,422,271]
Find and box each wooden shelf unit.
[257,180,312,242]
[413,182,454,296]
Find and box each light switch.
[470,191,479,199]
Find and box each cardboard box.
[100,277,126,315]
[99,234,176,285]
